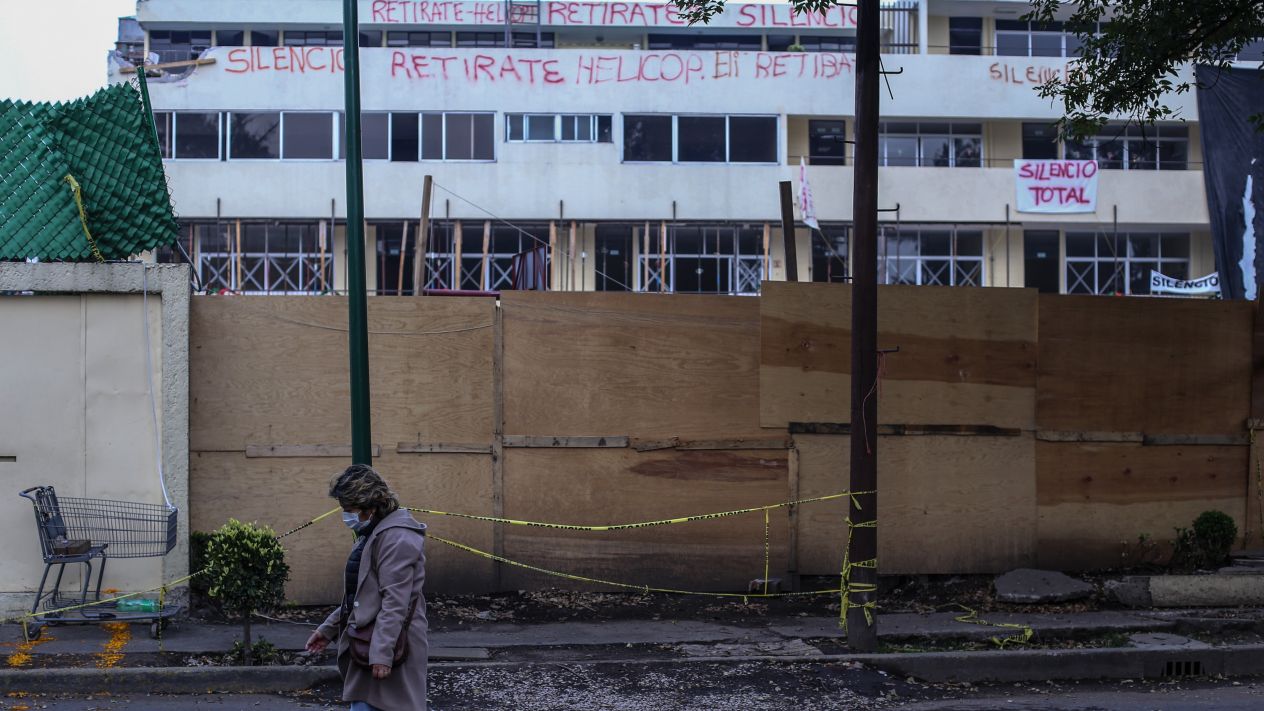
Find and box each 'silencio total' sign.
[1014,159,1099,214]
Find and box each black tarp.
[1196,65,1264,300]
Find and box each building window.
[647,33,761,50]
[623,115,673,162]
[640,225,765,294]
[456,32,502,47]
[1066,125,1189,170]
[512,32,555,48]
[194,221,333,295]
[417,112,495,161]
[623,115,778,164]
[215,30,244,47]
[281,113,336,160]
[392,113,420,161]
[250,30,279,47]
[1021,122,1060,159]
[811,225,849,283]
[283,30,344,46]
[226,112,338,160]
[506,114,613,143]
[1065,232,1191,295]
[809,119,847,165]
[767,34,796,51]
[880,227,984,286]
[387,31,452,47]
[148,29,212,63]
[879,122,982,167]
[228,112,280,159]
[948,17,982,55]
[996,20,1080,57]
[799,35,856,52]
[152,111,221,160]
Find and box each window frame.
[279,111,339,161]
[157,111,224,161]
[877,122,983,168]
[1064,232,1192,295]
[419,111,497,162]
[620,113,779,165]
[878,227,986,287]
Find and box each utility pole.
[778,181,799,281]
[847,0,880,652]
[342,0,373,465]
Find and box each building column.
[918,0,930,55]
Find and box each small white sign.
[799,157,820,231]
[1150,270,1221,295]
[1014,159,1099,214]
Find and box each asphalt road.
[1,667,1260,710]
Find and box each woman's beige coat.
[318,509,428,711]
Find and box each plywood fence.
[188,286,1258,602]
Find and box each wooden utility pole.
[413,175,433,294]
[847,0,881,652]
[778,181,798,281]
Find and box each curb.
[0,665,340,695]
[5,644,1264,693]
[854,643,1264,683]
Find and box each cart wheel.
[148,619,173,640]
[22,623,42,642]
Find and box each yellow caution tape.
[951,604,1034,648]
[408,490,872,532]
[429,533,840,600]
[63,174,105,263]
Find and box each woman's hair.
[329,464,400,518]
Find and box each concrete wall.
[0,264,189,618]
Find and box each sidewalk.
[1,608,1261,694]
[2,608,1255,659]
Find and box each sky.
[0,0,137,102]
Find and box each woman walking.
[306,464,428,711]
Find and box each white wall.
[0,295,165,615]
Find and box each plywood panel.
[190,297,494,451]
[795,434,1037,575]
[760,282,1038,429]
[189,450,495,600]
[1035,441,1248,569]
[499,448,790,591]
[502,292,764,439]
[1037,295,1252,435]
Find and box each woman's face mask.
[342,510,367,531]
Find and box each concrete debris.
[994,569,1093,604]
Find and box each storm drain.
[1162,660,1205,677]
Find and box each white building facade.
[115,0,1230,296]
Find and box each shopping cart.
[19,485,182,640]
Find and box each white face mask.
[342,511,366,531]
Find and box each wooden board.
[499,447,791,591]
[189,450,495,600]
[1037,295,1252,435]
[794,433,1037,575]
[1248,431,1264,549]
[1035,441,1248,569]
[190,297,495,452]
[502,292,765,439]
[760,282,1038,430]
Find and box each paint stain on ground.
[96,622,131,669]
[5,629,55,668]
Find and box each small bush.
[230,638,281,666]
[1172,510,1238,570]
[1193,510,1238,565]
[204,519,290,664]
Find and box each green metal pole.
[342,0,373,465]
[134,62,160,148]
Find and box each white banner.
[1014,159,1099,214]
[1150,271,1221,295]
[799,157,820,231]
